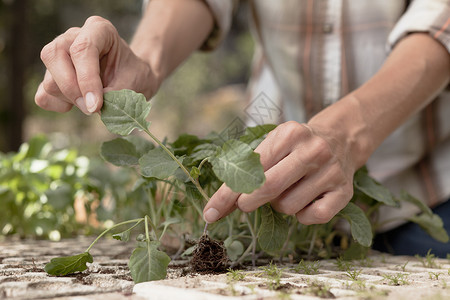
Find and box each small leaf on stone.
[101,89,151,136]
[139,148,182,179]
[129,241,171,283]
[257,204,289,252]
[44,252,93,276]
[210,140,265,193]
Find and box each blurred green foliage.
[0,135,140,240]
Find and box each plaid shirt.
[205,0,450,230]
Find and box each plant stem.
[144,128,210,203]
[244,213,257,266]
[85,218,143,252]
[307,225,318,259]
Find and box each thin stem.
[85,218,144,252]
[307,225,318,259]
[144,128,210,202]
[244,213,257,267]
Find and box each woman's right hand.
[35,16,160,115]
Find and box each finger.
[41,27,82,102]
[42,71,91,114]
[203,184,240,223]
[35,83,73,113]
[236,150,308,212]
[295,187,352,225]
[254,121,311,170]
[270,164,342,215]
[70,16,119,113]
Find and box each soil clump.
[189,234,228,274]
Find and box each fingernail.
[203,208,220,224]
[85,92,97,113]
[75,97,91,115]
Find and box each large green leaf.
[44,252,93,276]
[398,190,433,215]
[239,124,277,144]
[408,213,449,243]
[338,202,373,247]
[209,140,265,193]
[101,90,151,136]
[124,136,155,157]
[257,204,289,252]
[353,168,398,207]
[101,138,140,166]
[129,241,171,283]
[139,148,182,179]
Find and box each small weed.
[305,280,334,299]
[293,259,321,275]
[397,261,408,272]
[335,257,351,271]
[415,249,440,269]
[428,272,443,280]
[227,268,246,282]
[259,262,284,290]
[345,269,362,281]
[359,257,374,268]
[382,273,409,285]
[380,255,387,264]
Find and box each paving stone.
[1,237,450,299]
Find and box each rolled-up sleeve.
[201,0,234,50]
[388,0,450,52]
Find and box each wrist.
[307,93,374,170]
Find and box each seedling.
[416,249,440,269]
[345,269,362,281]
[382,273,409,285]
[335,257,352,272]
[305,280,334,298]
[293,259,321,275]
[428,272,443,280]
[227,268,246,282]
[397,261,409,272]
[259,262,284,290]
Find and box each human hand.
[203,121,357,225]
[35,16,159,115]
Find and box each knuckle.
[279,121,304,139]
[40,43,56,63]
[236,201,253,213]
[271,201,293,215]
[311,202,335,224]
[69,37,92,57]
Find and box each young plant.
[382,273,409,286]
[292,259,321,275]
[345,269,362,281]
[45,90,269,282]
[415,249,440,269]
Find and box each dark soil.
[189,234,228,274]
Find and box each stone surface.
[1,237,450,299]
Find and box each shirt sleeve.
[388,0,450,53]
[200,0,234,50]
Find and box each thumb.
[203,184,240,223]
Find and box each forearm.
[130,0,214,85]
[309,33,450,168]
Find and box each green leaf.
[224,237,244,261]
[139,148,182,179]
[101,138,140,166]
[101,89,151,136]
[239,124,277,144]
[158,217,182,238]
[209,140,265,193]
[124,136,155,156]
[338,202,373,247]
[353,168,398,207]
[112,227,135,242]
[129,241,171,283]
[398,190,433,216]
[44,252,93,276]
[190,166,201,180]
[408,213,449,243]
[257,204,289,252]
[191,144,220,162]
